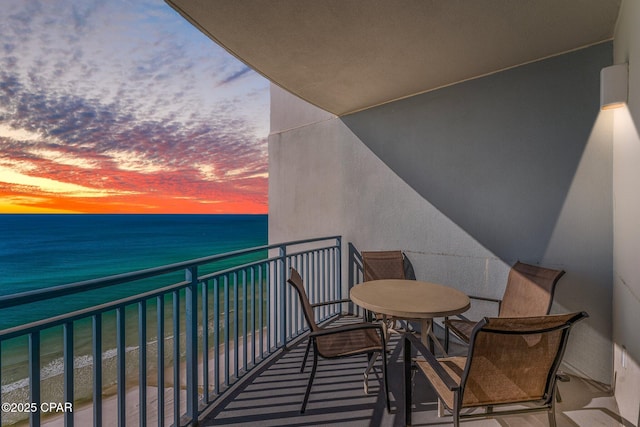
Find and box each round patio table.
[350,279,470,354]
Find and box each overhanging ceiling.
[166,0,621,116]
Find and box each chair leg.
[453,409,460,427]
[301,348,318,413]
[365,309,373,322]
[444,317,450,353]
[381,315,390,341]
[453,393,460,427]
[555,384,562,403]
[548,407,557,427]
[404,336,412,426]
[301,338,311,373]
[548,386,558,427]
[555,371,570,402]
[382,346,390,413]
[363,352,378,394]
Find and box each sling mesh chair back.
[445,261,565,350]
[288,268,390,413]
[362,250,413,330]
[362,250,406,282]
[405,311,588,427]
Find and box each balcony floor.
[202,316,622,427]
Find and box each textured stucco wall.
[612,0,640,424]
[269,43,613,384]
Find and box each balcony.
[0,237,622,426]
[203,321,620,427]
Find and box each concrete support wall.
[269,43,613,384]
[613,1,640,424]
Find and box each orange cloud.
[0,151,267,214]
[0,0,269,214]
[0,187,267,214]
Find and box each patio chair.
[362,250,414,330]
[444,261,565,352]
[362,250,408,282]
[298,273,352,375]
[288,268,390,413]
[404,311,588,427]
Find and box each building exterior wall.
[269,43,613,384]
[613,0,640,424]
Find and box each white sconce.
[600,63,628,110]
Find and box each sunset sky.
[0,0,269,214]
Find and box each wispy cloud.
[0,0,269,213]
[0,124,43,142]
[26,148,100,169]
[0,165,136,197]
[217,66,253,87]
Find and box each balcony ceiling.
[166,0,621,116]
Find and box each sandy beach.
[11,331,267,427]
[38,386,186,427]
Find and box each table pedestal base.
[363,318,447,394]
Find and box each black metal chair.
[288,267,390,413]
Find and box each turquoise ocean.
[0,214,267,326]
[0,214,267,423]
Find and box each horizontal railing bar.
[285,246,340,259]
[200,245,338,282]
[200,258,272,281]
[0,235,340,310]
[280,236,341,252]
[0,263,193,310]
[201,241,340,280]
[0,280,190,340]
[0,249,333,339]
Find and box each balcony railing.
[0,236,342,427]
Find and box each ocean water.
[0,214,267,327]
[0,214,267,291]
[0,214,267,423]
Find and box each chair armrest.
[468,295,501,304]
[451,295,501,320]
[311,298,351,308]
[404,333,459,391]
[309,321,383,338]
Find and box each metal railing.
[0,236,342,427]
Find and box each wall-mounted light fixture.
[600,63,628,110]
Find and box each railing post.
[138,301,147,427]
[348,242,355,289]
[186,266,199,426]
[348,242,356,315]
[0,340,3,427]
[63,321,74,427]
[336,237,342,312]
[172,292,180,427]
[279,244,287,347]
[116,307,126,427]
[29,332,41,427]
[92,315,102,427]
[156,296,165,427]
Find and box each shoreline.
[9,331,267,427]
